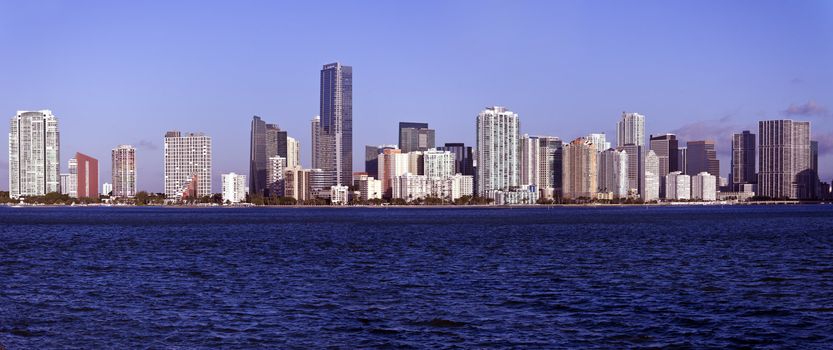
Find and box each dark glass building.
[398,122,435,153]
[730,131,756,191]
[318,62,353,187]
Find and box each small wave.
[412,318,466,328]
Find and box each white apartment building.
[164,131,212,200]
[476,106,520,195]
[9,110,61,198]
[691,172,717,201]
[221,172,247,203]
[666,171,691,200]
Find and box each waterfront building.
[617,112,645,147]
[490,185,539,205]
[587,133,611,153]
[317,62,353,187]
[644,150,660,201]
[60,174,71,195]
[164,131,212,200]
[666,171,691,200]
[251,116,295,195]
[537,136,562,196]
[520,134,541,188]
[691,172,717,201]
[562,137,597,199]
[102,183,112,196]
[616,144,644,199]
[284,167,312,201]
[423,149,455,179]
[358,176,383,201]
[686,140,720,189]
[730,131,756,192]
[598,148,628,198]
[67,158,78,198]
[74,152,99,198]
[8,110,60,198]
[398,122,435,153]
[650,133,679,198]
[758,120,812,199]
[330,185,349,205]
[308,168,330,193]
[221,172,247,204]
[111,144,136,198]
[476,106,520,195]
[392,173,429,201]
[448,174,474,200]
[266,156,287,196]
[377,149,410,197]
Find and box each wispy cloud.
[781,100,831,118]
[671,114,746,156]
[137,139,158,151]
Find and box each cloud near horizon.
[781,101,831,118]
[671,116,745,156]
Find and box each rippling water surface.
[2,206,833,348]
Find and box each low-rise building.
[221,172,248,203]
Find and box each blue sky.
[1,0,831,192]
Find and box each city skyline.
[1,1,832,193]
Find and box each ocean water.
[1,205,833,348]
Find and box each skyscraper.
[644,150,660,201]
[562,137,598,199]
[364,144,397,179]
[598,148,628,198]
[311,115,320,169]
[731,131,756,191]
[286,136,300,168]
[398,122,435,153]
[164,131,212,200]
[74,152,99,198]
[538,136,562,193]
[617,112,645,147]
[437,143,474,176]
[9,110,60,198]
[617,144,644,198]
[476,106,520,195]
[650,133,679,198]
[520,134,541,187]
[112,145,136,198]
[686,140,720,178]
[423,149,455,179]
[318,62,353,187]
[249,116,268,195]
[587,133,611,152]
[758,120,812,199]
[677,147,688,174]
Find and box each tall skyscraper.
[520,134,541,187]
[616,144,644,198]
[686,140,720,178]
[617,112,645,147]
[731,131,756,191]
[74,152,99,198]
[562,137,598,199]
[310,115,320,169]
[8,110,60,198]
[598,148,628,198]
[476,106,520,195]
[758,120,812,199]
[650,133,679,198]
[249,116,268,195]
[164,131,212,200]
[377,148,409,198]
[111,145,136,198]
[318,62,353,186]
[644,150,660,201]
[538,136,562,193]
[398,122,435,153]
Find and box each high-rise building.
[666,171,691,200]
[266,156,287,196]
[318,62,353,187]
[74,152,99,198]
[539,136,563,196]
[476,106,520,195]
[644,150,660,201]
[407,151,424,175]
[810,140,820,198]
[221,172,247,204]
[358,176,383,201]
[364,144,397,179]
[164,131,212,200]
[598,148,628,198]
[377,148,410,198]
[758,120,812,199]
[562,137,598,199]
[731,130,756,191]
[520,134,540,187]
[286,136,300,168]
[686,140,720,180]
[111,144,136,198]
[67,158,78,198]
[102,183,112,196]
[677,147,688,175]
[8,110,60,198]
[60,173,71,195]
[437,143,474,176]
[311,116,320,169]
[587,133,611,153]
[650,133,679,198]
[398,122,435,153]
[617,112,645,147]
[423,149,455,179]
[249,116,268,195]
[691,172,717,201]
[616,144,644,198]
[284,167,312,201]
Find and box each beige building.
[562,137,598,199]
